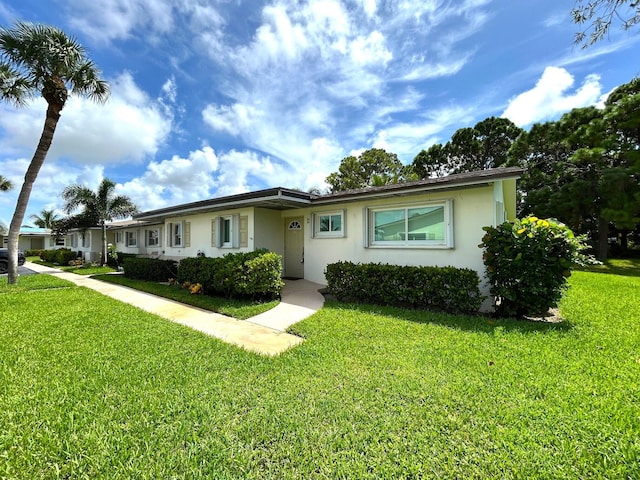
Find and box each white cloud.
[0,72,171,165]
[202,103,264,137]
[501,67,603,127]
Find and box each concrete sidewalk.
[23,262,325,356]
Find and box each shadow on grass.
[322,300,574,335]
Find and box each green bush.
[123,257,178,282]
[38,248,78,265]
[107,251,137,268]
[325,261,483,314]
[25,249,45,257]
[178,250,284,299]
[480,215,589,317]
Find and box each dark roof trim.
[134,187,313,221]
[133,167,523,220]
[314,167,523,204]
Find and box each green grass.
[30,259,117,275]
[92,274,278,320]
[1,267,639,478]
[0,274,74,292]
[579,257,640,277]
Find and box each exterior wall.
[254,208,284,256]
[71,229,114,263]
[162,209,254,260]
[112,226,164,257]
[297,185,494,285]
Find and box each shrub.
[25,249,45,257]
[38,248,78,265]
[178,250,284,299]
[480,215,590,318]
[123,257,178,282]
[325,261,483,314]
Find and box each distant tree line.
[325,78,640,259]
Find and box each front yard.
[0,265,638,478]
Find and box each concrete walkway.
[23,262,325,356]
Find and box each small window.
[170,222,183,247]
[368,201,452,248]
[116,231,123,243]
[126,231,137,247]
[55,237,66,246]
[82,233,90,248]
[146,229,159,247]
[222,216,232,247]
[70,234,78,248]
[314,211,345,238]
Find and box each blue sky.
[1,0,639,226]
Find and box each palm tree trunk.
[7,103,61,284]
[101,222,107,266]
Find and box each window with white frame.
[126,231,137,247]
[146,229,160,247]
[168,222,183,247]
[221,216,232,247]
[82,233,90,248]
[55,237,66,246]
[116,231,123,243]
[70,234,78,248]
[367,201,453,248]
[313,210,345,238]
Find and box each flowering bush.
[480,215,590,318]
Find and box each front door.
[284,217,304,278]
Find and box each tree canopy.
[0,174,12,191]
[1,21,109,283]
[62,178,137,266]
[412,117,523,178]
[507,79,640,259]
[325,148,415,192]
[29,208,61,229]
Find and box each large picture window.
[313,210,345,238]
[368,201,452,248]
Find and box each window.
[146,229,160,247]
[170,222,183,247]
[126,231,137,247]
[82,233,90,248]
[367,201,453,248]
[55,237,66,246]
[221,216,232,247]
[313,210,345,238]
[116,231,123,243]
[70,234,78,248]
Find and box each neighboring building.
[130,167,521,306]
[0,226,67,251]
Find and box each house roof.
[133,167,523,221]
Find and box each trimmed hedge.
[107,252,137,268]
[178,250,284,299]
[25,249,45,257]
[39,248,79,266]
[123,257,178,282]
[325,261,483,314]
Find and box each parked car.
[0,248,26,274]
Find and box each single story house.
[0,226,67,251]
[128,167,521,307]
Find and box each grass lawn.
[1,268,639,478]
[92,274,279,320]
[28,257,117,276]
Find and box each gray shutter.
[167,223,172,247]
[232,214,240,248]
[239,215,248,248]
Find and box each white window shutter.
[184,222,191,247]
[239,215,248,248]
[362,208,370,247]
[211,219,217,247]
[232,214,240,248]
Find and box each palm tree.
[62,178,137,266]
[29,208,61,229]
[0,175,12,191]
[0,21,109,283]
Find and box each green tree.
[573,0,640,47]
[0,22,109,283]
[0,175,12,191]
[62,178,137,266]
[326,148,414,192]
[508,81,640,259]
[29,208,61,229]
[412,117,523,178]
